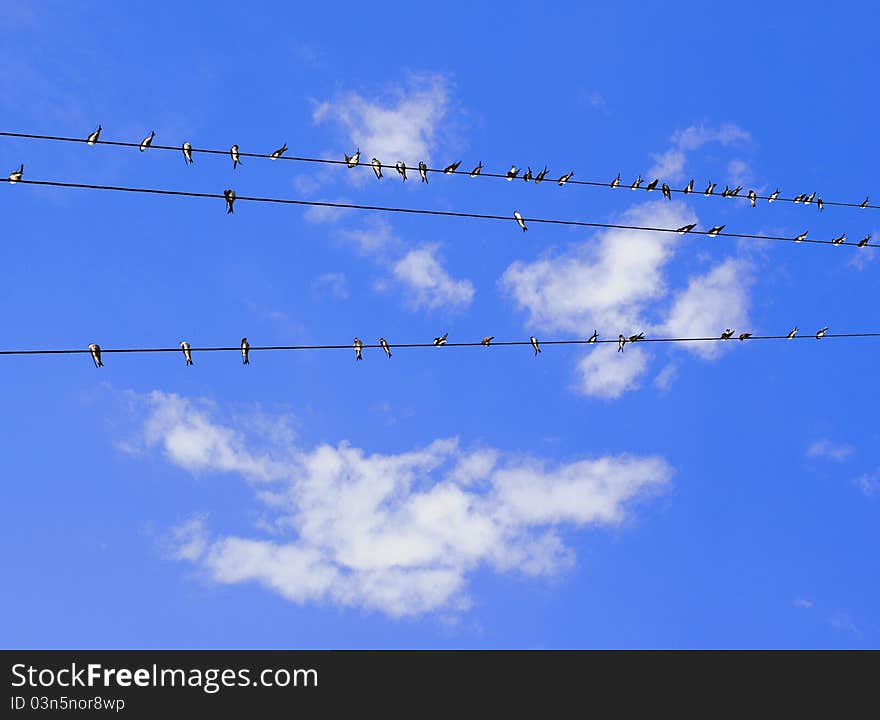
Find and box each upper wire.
[1,130,876,211]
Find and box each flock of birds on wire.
[3,124,874,247]
[0,125,866,366]
[82,326,833,369]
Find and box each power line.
[2,332,877,358]
[3,176,876,249]
[2,129,876,211]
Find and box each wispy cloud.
[806,439,855,463]
[661,258,752,359]
[311,272,349,301]
[647,123,751,182]
[312,74,454,166]
[853,470,880,498]
[388,245,475,311]
[653,363,679,393]
[501,200,753,398]
[793,597,814,609]
[337,216,400,255]
[829,611,861,636]
[123,391,673,618]
[501,201,694,334]
[574,345,648,399]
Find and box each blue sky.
[1,1,878,649]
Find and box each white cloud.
[793,598,814,609]
[500,199,756,397]
[647,123,751,182]
[126,392,673,618]
[654,363,679,392]
[829,611,861,635]
[302,202,354,225]
[167,515,209,562]
[311,272,348,300]
[647,149,687,181]
[574,345,648,399]
[727,159,753,187]
[806,439,855,463]
[312,74,452,165]
[501,201,695,334]
[501,201,695,397]
[853,470,879,498]
[138,392,289,482]
[848,230,877,271]
[337,216,399,254]
[661,258,752,359]
[390,245,475,311]
[323,215,475,313]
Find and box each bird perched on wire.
[506,165,519,181]
[661,183,671,200]
[707,225,725,237]
[224,189,236,214]
[794,230,808,242]
[182,142,194,164]
[748,189,757,207]
[470,161,482,177]
[729,186,742,198]
[817,197,824,212]
[557,171,574,187]
[787,327,798,339]
[86,124,102,145]
[628,332,645,343]
[587,330,599,343]
[805,191,816,205]
[344,148,360,168]
[816,326,828,340]
[8,164,23,183]
[721,329,735,340]
[443,161,461,174]
[645,178,658,192]
[241,338,250,364]
[371,158,382,179]
[418,161,429,183]
[677,223,697,235]
[858,234,871,247]
[433,333,448,346]
[859,197,869,209]
[139,131,155,152]
[618,334,626,352]
[180,341,193,366]
[522,167,533,182]
[530,336,541,355]
[395,161,407,181]
[610,173,621,189]
[684,179,694,194]
[721,185,732,198]
[481,336,494,347]
[704,181,716,196]
[631,175,642,190]
[230,144,242,169]
[831,234,846,246]
[269,143,287,160]
[88,343,103,368]
[768,188,779,202]
[379,337,392,358]
[514,212,528,232]
[738,332,752,340]
[535,167,549,183]
[354,337,363,361]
